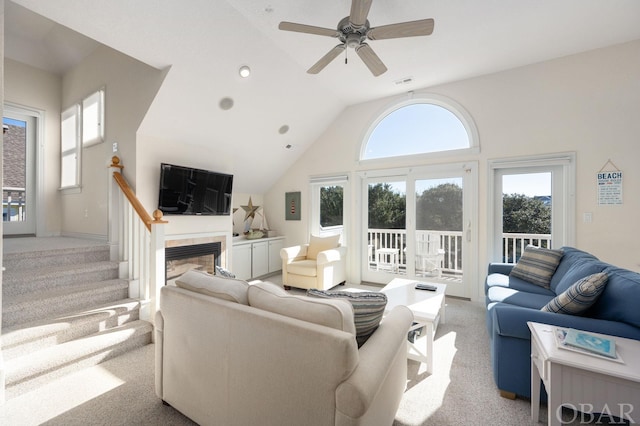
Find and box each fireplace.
[165,241,222,284]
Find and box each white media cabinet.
[232,236,284,280]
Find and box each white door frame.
[3,103,43,236]
[488,152,576,261]
[358,162,478,299]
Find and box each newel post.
[108,156,124,262]
[147,210,166,324]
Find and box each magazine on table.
[554,327,624,363]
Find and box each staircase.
[1,240,153,400]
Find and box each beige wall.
[61,45,164,238]
[4,59,62,236]
[265,40,640,293]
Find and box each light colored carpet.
[0,279,624,425]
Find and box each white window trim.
[358,93,480,164]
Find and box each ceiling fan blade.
[307,44,346,74]
[355,43,387,76]
[349,0,373,27]
[279,21,339,38]
[367,18,435,40]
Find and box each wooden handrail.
[111,156,167,231]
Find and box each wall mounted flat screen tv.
[158,163,233,215]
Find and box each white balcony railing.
[366,228,551,275]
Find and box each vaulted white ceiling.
[6,0,640,193]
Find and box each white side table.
[528,322,640,425]
[382,278,446,374]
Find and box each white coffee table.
[528,322,640,425]
[381,278,446,374]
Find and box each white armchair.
[280,235,347,291]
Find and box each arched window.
[361,95,478,160]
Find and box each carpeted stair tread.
[1,299,141,360]
[2,261,118,296]
[2,244,110,270]
[4,320,153,398]
[2,279,129,328]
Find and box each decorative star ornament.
[241,197,260,221]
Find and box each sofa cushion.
[541,272,608,314]
[586,266,640,328]
[175,270,249,304]
[485,273,556,297]
[486,286,553,310]
[247,281,356,336]
[286,259,318,277]
[549,246,600,291]
[306,234,340,260]
[307,289,388,347]
[509,246,564,288]
[553,259,608,295]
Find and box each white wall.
[61,45,164,238]
[265,40,640,292]
[4,59,62,236]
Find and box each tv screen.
[158,163,233,215]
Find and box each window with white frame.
[82,89,104,147]
[60,87,105,189]
[361,94,479,161]
[60,105,80,189]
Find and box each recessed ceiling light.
[219,97,234,110]
[239,65,251,78]
[279,125,290,134]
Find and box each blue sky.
[503,173,551,197]
[3,117,26,127]
[365,104,468,160]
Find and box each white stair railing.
[108,156,167,324]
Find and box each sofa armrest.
[491,303,640,341]
[280,244,308,263]
[154,310,164,399]
[316,246,348,265]
[336,305,413,419]
[488,262,514,275]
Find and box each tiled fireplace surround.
[165,235,228,283]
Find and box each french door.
[3,106,37,236]
[360,163,477,298]
[489,154,576,263]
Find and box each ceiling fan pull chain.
[345,47,348,65]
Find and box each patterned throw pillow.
[307,289,387,347]
[541,272,608,314]
[215,265,236,278]
[509,246,564,288]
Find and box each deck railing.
[108,156,167,323]
[367,228,551,274]
[2,187,26,222]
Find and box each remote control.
[415,283,437,291]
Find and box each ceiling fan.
[278,0,434,77]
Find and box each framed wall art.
[285,191,301,221]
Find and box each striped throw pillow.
[307,289,387,347]
[541,272,608,314]
[509,246,564,288]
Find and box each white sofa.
[281,235,347,290]
[155,272,413,426]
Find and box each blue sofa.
[485,246,640,399]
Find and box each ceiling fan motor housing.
[338,16,368,48]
